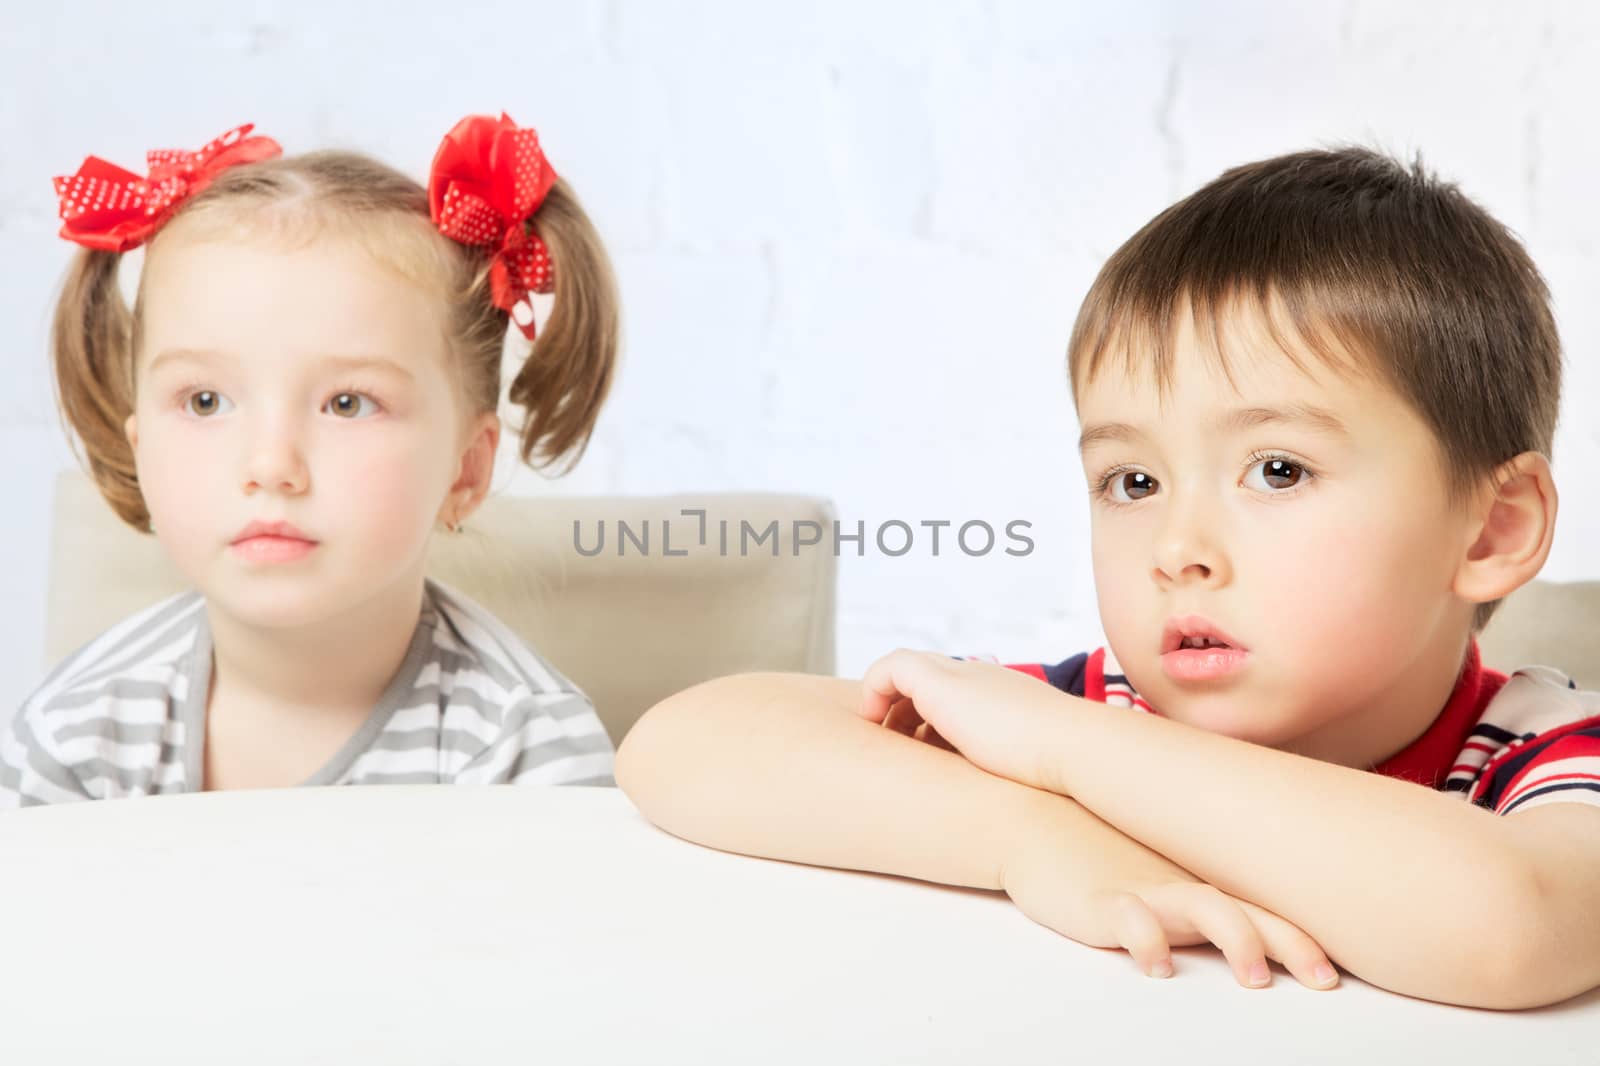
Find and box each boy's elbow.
[1457,942,1600,1011]
[615,676,725,801]
[615,672,794,805]
[1443,869,1599,1010]
[1479,879,1600,1009]
[1350,862,1589,1010]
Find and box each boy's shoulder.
[990,643,1600,814]
[992,645,1157,714]
[1459,665,1600,815]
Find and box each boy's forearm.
[1033,693,1550,1007]
[616,673,1190,893]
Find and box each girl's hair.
[51,149,620,533]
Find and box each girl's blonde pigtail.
[50,248,148,531]
[507,179,620,470]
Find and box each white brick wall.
[4,1,1597,715]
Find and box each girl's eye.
[185,390,233,417]
[326,392,380,419]
[1109,470,1159,502]
[1244,456,1308,491]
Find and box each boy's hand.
[866,651,1341,990]
[860,649,1071,792]
[1003,799,1341,991]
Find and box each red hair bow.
[52,123,283,253]
[429,112,559,340]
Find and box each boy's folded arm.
[617,673,1354,991]
[1031,692,1600,1009]
[615,672,1185,893]
[1498,803,1600,1005]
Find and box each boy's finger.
[1236,900,1340,991]
[883,698,923,737]
[922,724,958,752]
[1146,884,1272,989]
[858,684,895,724]
[1108,892,1173,978]
[858,675,898,724]
[859,650,920,723]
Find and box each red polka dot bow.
[428,112,559,340]
[52,123,283,253]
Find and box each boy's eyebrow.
[1224,404,1351,437]
[1077,404,1351,452]
[145,348,417,382]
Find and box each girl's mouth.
[230,535,318,564]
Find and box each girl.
[5,114,619,802]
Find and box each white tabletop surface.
[0,785,1593,1064]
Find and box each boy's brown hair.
[1067,146,1562,631]
[51,150,620,534]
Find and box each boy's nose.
[1151,501,1230,588]
[1155,557,1223,586]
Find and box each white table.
[0,786,1592,1063]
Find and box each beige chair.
[45,470,837,745]
[1478,579,1600,690]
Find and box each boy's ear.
[1452,451,1558,606]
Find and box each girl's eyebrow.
[146,348,416,382]
[1078,403,1351,452]
[315,354,417,382]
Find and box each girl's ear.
[444,412,501,525]
[123,413,138,450]
[1452,451,1558,606]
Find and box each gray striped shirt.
[2,579,615,807]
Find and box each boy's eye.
[186,390,233,417]
[326,392,379,419]
[1111,471,1159,502]
[1245,457,1307,491]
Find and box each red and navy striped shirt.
[1002,643,1600,815]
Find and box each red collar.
[1372,643,1507,788]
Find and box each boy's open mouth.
[1160,615,1248,655]
[1160,615,1250,681]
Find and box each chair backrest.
[1477,579,1600,690]
[46,470,837,744]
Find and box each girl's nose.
[241,419,310,496]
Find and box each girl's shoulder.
[22,588,208,722]
[420,578,586,705]
[398,580,612,783]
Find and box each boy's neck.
[1280,623,1476,770]
[204,571,427,717]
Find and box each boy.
[615,147,1600,1010]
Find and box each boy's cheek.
[1252,527,1446,674]
[1089,547,1152,670]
